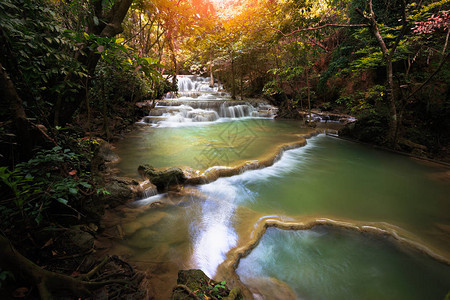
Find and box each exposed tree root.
[0,234,138,299]
[173,284,202,300]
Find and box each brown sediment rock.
[140,179,158,197]
[121,129,322,195]
[138,165,187,192]
[104,179,134,208]
[215,216,450,300]
[103,175,155,208]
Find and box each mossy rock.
[171,269,242,300]
[138,164,186,192]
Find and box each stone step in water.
[140,75,278,126]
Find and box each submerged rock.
[138,164,187,192]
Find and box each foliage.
[340,111,390,143]
[0,137,109,228]
[336,84,386,114]
[0,0,87,120]
[206,280,227,299]
[91,47,168,103]
[191,280,229,299]
[0,167,43,225]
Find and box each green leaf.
[79,182,92,189]
[57,198,68,205]
[35,213,43,225]
[68,187,78,195]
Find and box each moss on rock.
[171,269,242,300]
[138,164,187,192]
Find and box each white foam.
[144,75,276,127]
[132,194,165,207]
[191,193,238,277]
[190,136,321,276]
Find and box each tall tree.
[55,0,133,125]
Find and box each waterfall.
[140,75,278,126]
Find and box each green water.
[237,227,450,300]
[113,119,311,177]
[226,136,450,251]
[111,121,450,299]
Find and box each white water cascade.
[140,75,277,127]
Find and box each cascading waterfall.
[140,75,277,126]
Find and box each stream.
[108,76,450,299]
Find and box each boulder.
[105,180,133,207]
[97,140,119,162]
[138,165,187,192]
[53,228,94,255]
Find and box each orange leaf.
[12,287,29,298]
[41,238,53,248]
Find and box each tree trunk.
[306,67,312,123]
[386,59,398,145]
[240,64,244,101]
[55,0,133,125]
[101,74,111,140]
[210,52,214,88]
[0,63,33,159]
[356,2,398,146]
[231,52,236,100]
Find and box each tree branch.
[406,51,450,100]
[101,0,133,37]
[355,4,389,57]
[390,0,409,57]
[265,23,368,38]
